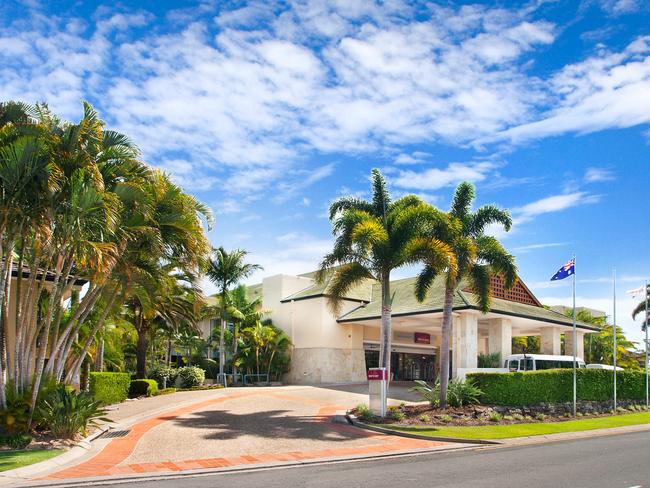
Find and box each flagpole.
[643,280,649,407]
[572,254,577,417]
[613,269,617,411]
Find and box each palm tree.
[414,182,516,407]
[318,169,455,383]
[206,248,262,386]
[224,285,264,383]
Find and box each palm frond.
[370,168,391,217]
[475,235,517,288]
[469,264,491,312]
[450,181,475,220]
[471,204,512,236]
[325,262,373,315]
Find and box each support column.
[540,327,562,355]
[564,330,585,359]
[488,318,512,363]
[453,312,478,376]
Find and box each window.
[507,360,519,372]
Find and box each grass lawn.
[0,449,63,472]
[378,411,650,440]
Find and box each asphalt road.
[66,431,650,488]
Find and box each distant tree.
[206,248,262,385]
[564,309,639,369]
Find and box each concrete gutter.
[345,414,501,445]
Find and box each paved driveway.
[41,383,460,481]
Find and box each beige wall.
[261,274,366,384]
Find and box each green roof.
[280,270,375,303]
[337,275,598,331]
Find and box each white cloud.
[488,36,650,144]
[392,161,498,190]
[1,2,648,208]
[514,191,601,223]
[584,167,615,182]
[595,0,643,15]
[512,242,569,253]
[247,232,333,281]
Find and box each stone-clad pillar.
[453,312,478,376]
[540,327,562,355]
[564,330,585,359]
[488,318,512,362]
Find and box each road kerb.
[9,443,480,488]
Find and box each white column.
[488,318,512,361]
[454,312,478,375]
[564,330,585,359]
[540,327,562,355]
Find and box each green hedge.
[129,379,159,398]
[467,369,646,407]
[89,372,131,405]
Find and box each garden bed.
[351,402,650,427]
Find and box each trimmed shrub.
[467,369,646,407]
[177,366,205,388]
[89,372,130,405]
[129,379,159,398]
[148,365,178,389]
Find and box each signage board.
[414,332,431,344]
[367,368,388,380]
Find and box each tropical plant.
[632,284,650,331]
[446,378,483,407]
[236,320,291,381]
[318,169,454,382]
[38,385,110,438]
[0,100,212,424]
[478,352,501,368]
[206,248,262,385]
[414,182,516,407]
[564,309,638,368]
[410,379,440,406]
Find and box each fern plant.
[38,386,111,438]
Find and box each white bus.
[504,354,586,372]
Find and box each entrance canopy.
[336,274,598,377]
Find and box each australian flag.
[551,258,575,281]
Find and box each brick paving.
[43,386,453,480]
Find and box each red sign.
[367,368,388,380]
[414,332,431,344]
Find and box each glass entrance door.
[365,349,436,381]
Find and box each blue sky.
[1,0,649,344]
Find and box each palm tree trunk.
[232,326,238,384]
[218,290,227,386]
[95,338,104,372]
[439,284,455,409]
[136,313,149,379]
[219,316,226,386]
[378,272,392,380]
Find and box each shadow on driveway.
[163,408,366,442]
